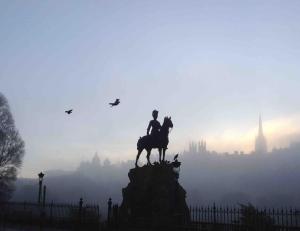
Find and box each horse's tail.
[137,136,142,150]
[137,136,146,151]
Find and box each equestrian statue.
[135,110,173,167]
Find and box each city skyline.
[186,115,300,155]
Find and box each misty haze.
[13,134,300,211]
[1,1,300,230]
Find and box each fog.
[13,141,300,212]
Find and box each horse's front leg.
[146,149,152,165]
[163,148,166,162]
[159,148,162,163]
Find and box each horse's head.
[163,116,173,129]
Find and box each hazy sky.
[1,0,300,177]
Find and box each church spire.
[255,115,267,154]
[259,114,263,135]
[92,152,100,166]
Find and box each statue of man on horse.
[147,110,161,138]
[135,110,173,167]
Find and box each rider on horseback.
[135,111,173,167]
[147,110,161,141]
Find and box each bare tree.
[0,93,25,201]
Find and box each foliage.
[0,93,25,201]
[239,203,274,231]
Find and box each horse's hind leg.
[146,149,152,165]
[135,149,142,167]
[159,149,162,163]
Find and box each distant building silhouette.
[255,115,267,154]
[187,140,207,154]
[92,152,100,166]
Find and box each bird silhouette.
[109,99,120,107]
[174,153,179,161]
[65,109,73,114]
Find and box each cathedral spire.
[259,114,263,135]
[255,115,267,154]
[92,152,100,166]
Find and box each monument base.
[119,162,190,229]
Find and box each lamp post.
[38,172,45,204]
[43,185,47,207]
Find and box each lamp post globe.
[38,172,45,204]
[38,172,45,182]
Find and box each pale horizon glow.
[19,114,300,178]
[205,113,300,153]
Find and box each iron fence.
[0,199,101,230]
[105,199,300,231]
[188,204,300,231]
[1,200,300,231]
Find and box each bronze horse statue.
[135,117,173,167]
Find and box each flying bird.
[109,99,120,107]
[174,153,179,161]
[65,109,73,114]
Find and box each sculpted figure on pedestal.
[135,110,173,167]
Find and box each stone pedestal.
[119,162,190,228]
